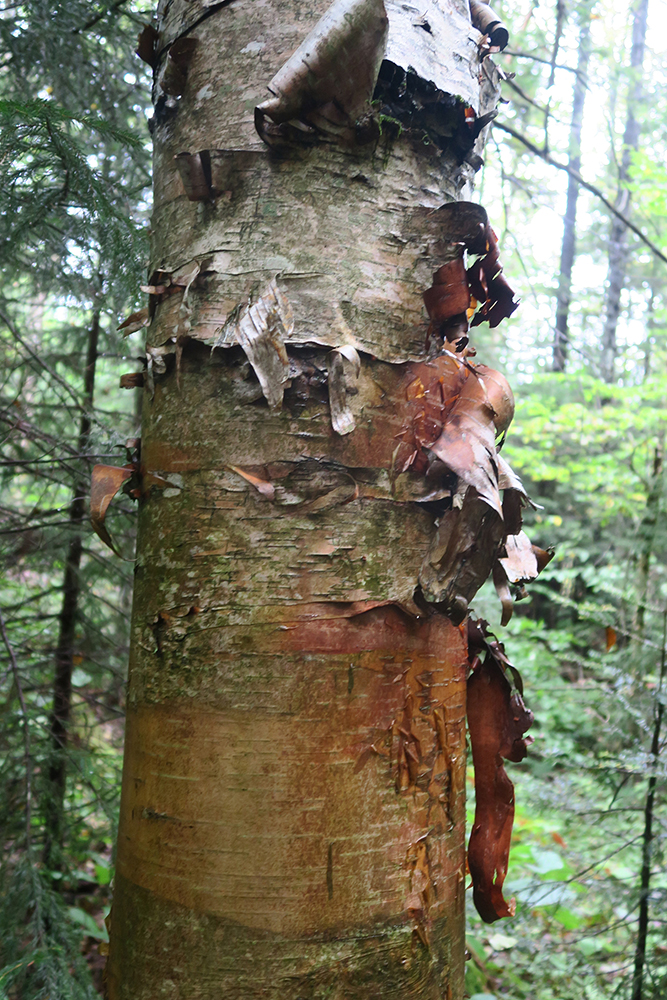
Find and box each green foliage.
[0,860,102,1000]
[466,374,667,998]
[0,2,152,995]
[0,98,144,296]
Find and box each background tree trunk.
[600,0,649,383]
[108,1,500,995]
[43,310,99,873]
[552,1,591,373]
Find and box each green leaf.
[94,862,112,886]
[575,938,601,958]
[66,906,109,942]
[551,906,584,930]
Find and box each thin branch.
[493,121,667,266]
[505,49,587,83]
[504,78,568,124]
[71,0,130,35]
[0,309,88,415]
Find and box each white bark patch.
[240,40,265,55]
[385,0,482,112]
[194,83,214,105]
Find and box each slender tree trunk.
[552,2,591,373]
[642,286,655,379]
[631,609,667,1000]
[108,1,501,995]
[43,311,99,871]
[634,433,664,639]
[600,0,649,383]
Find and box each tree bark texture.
[108,2,501,996]
[43,311,99,871]
[600,0,649,383]
[552,2,591,373]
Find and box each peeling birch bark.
[109,1,510,996]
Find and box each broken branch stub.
[255,0,388,143]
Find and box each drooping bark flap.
[466,619,534,923]
[255,0,388,143]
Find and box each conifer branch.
[0,609,32,850]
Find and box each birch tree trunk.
[600,0,649,383]
[108,1,502,996]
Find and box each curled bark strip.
[499,530,539,584]
[90,465,133,557]
[157,38,198,97]
[468,224,519,329]
[175,149,264,202]
[427,366,514,515]
[469,0,509,51]
[255,0,388,143]
[145,345,170,399]
[117,308,149,336]
[497,454,527,495]
[500,487,523,537]
[493,528,553,625]
[328,346,360,435]
[136,24,159,67]
[419,488,505,623]
[421,200,489,252]
[383,0,483,112]
[423,258,470,324]
[175,152,210,202]
[467,652,533,922]
[120,372,145,390]
[420,204,517,341]
[492,561,513,627]
[230,279,293,410]
[227,465,276,500]
[533,543,555,573]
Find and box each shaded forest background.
[1,1,667,998]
